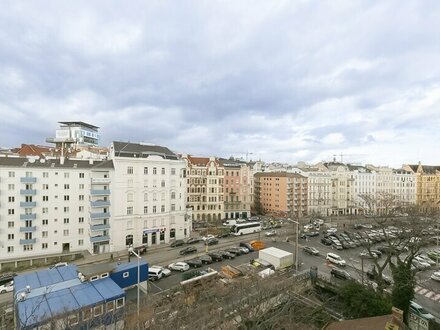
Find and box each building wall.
[110,155,189,251]
[306,172,332,216]
[223,163,252,219]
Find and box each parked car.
[359,250,378,259]
[366,269,393,286]
[186,258,203,268]
[415,255,435,266]
[331,268,351,280]
[179,246,197,255]
[49,262,68,270]
[148,266,164,281]
[219,251,235,260]
[207,252,223,262]
[409,301,434,321]
[370,249,382,258]
[326,228,338,234]
[239,242,255,252]
[326,253,346,266]
[321,237,332,245]
[202,234,216,241]
[430,271,440,282]
[0,281,13,294]
[412,259,430,271]
[238,246,250,254]
[226,247,243,256]
[205,237,219,246]
[171,240,185,248]
[0,273,16,287]
[265,230,277,237]
[199,255,213,264]
[186,237,201,244]
[168,262,190,272]
[150,265,171,277]
[303,246,319,256]
[332,242,343,250]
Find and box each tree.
[390,260,415,322]
[338,281,392,319]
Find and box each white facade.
[351,166,377,212]
[0,156,113,263]
[110,142,190,251]
[393,169,416,207]
[306,171,332,216]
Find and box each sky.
[1,1,440,167]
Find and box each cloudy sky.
[1,1,439,167]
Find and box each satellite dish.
[28,158,36,163]
[40,159,46,163]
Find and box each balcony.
[90,212,111,220]
[90,189,111,196]
[90,200,111,207]
[20,189,36,195]
[20,201,36,207]
[90,223,110,231]
[90,235,110,243]
[20,177,37,183]
[20,226,37,232]
[19,238,36,244]
[20,214,36,220]
[91,178,111,184]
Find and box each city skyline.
[1,1,440,167]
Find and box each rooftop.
[0,157,114,169]
[59,121,99,130]
[112,141,178,160]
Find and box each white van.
[326,253,346,266]
[148,266,163,281]
[223,219,246,227]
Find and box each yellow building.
[403,163,440,212]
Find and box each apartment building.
[350,165,376,212]
[393,169,416,207]
[110,142,190,251]
[181,155,224,221]
[254,172,308,218]
[221,158,252,219]
[0,156,114,264]
[403,164,440,212]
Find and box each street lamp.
[128,247,141,318]
[286,218,300,274]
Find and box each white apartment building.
[350,165,377,212]
[392,169,416,207]
[110,142,190,251]
[0,156,114,266]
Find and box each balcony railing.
[20,177,37,183]
[20,189,36,195]
[90,200,111,207]
[20,226,37,232]
[91,178,111,184]
[90,235,110,243]
[19,238,36,244]
[90,189,111,196]
[90,224,110,231]
[20,201,36,207]
[90,212,111,219]
[20,214,36,220]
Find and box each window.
[42,219,48,225]
[171,192,176,199]
[42,243,48,249]
[116,298,125,308]
[153,167,157,175]
[79,195,84,201]
[78,228,84,234]
[79,206,84,212]
[100,272,109,279]
[8,171,15,178]
[43,196,49,201]
[68,314,79,326]
[64,184,70,189]
[161,205,165,213]
[42,207,48,214]
[171,168,176,175]
[43,172,49,178]
[8,196,14,202]
[64,195,70,201]
[42,231,48,237]
[171,204,176,211]
[127,193,133,202]
[79,217,84,223]
[94,305,103,317]
[64,173,69,178]
[127,207,133,215]
[106,301,115,312]
[144,193,148,201]
[8,209,14,215]
[123,272,129,278]
[90,275,99,281]
[63,229,69,236]
[153,206,157,213]
[8,184,14,190]
[83,309,92,321]
[64,207,69,212]
[7,246,14,253]
[153,193,157,201]
[78,239,84,246]
[144,206,148,214]
[161,168,165,175]
[43,184,49,190]
[161,192,165,200]
[8,234,14,240]
[64,218,69,224]
[79,173,84,178]
[79,184,84,189]
[144,167,148,174]
[23,245,33,251]
[127,166,133,174]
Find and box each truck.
[258,247,294,269]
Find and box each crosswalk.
[415,285,440,302]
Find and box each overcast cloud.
[1,1,440,167]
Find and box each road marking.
[418,288,428,295]
[433,294,440,301]
[415,286,423,293]
[425,291,434,298]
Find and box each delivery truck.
[259,247,294,269]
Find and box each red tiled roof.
[15,144,51,157]
[187,156,210,166]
